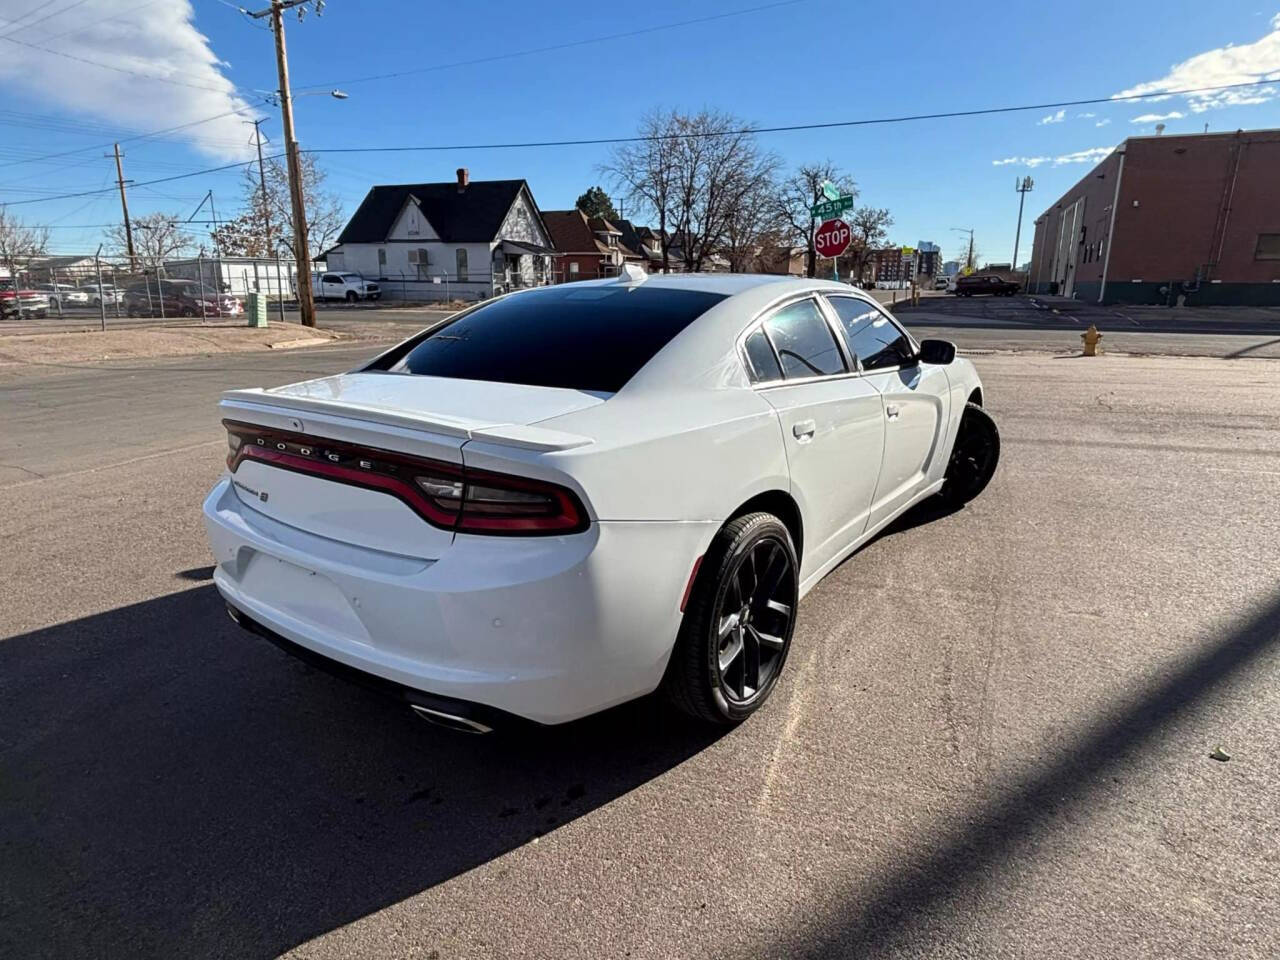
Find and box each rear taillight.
[223,420,587,536]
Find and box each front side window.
[825,297,915,371]
[762,298,846,380]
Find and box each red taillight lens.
[223,420,587,536]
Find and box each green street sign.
[810,195,853,219]
[821,180,841,202]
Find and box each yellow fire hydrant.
[1081,324,1103,356]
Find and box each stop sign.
[814,218,851,259]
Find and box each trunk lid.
[220,373,602,557]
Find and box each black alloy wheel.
[940,402,1000,505]
[664,513,799,724]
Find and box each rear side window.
[380,285,727,393]
[825,297,914,371]
[742,328,782,383]
[762,299,846,379]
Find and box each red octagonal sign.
[814,218,851,259]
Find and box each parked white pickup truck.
[312,272,381,302]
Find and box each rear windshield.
[377,284,727,393]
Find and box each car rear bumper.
[203,476,715,724]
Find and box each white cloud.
[1130,111,1185,123]
[1052,146,1115,166]
[994,145,1117,168]
[1077,112,1096,118]
[1095,118,1112,127]
[0,0,255,161]
[1037,109,1066,125]
[1113,15,1280,113]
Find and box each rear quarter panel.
[460,387,790,524]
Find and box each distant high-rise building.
[916,241,942,278]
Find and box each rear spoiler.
[220,389,593,453]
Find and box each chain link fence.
[1,252,310,327]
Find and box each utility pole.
[1012,176,1034,275]
[247,118,273,250]
[109,143,136,272]
[249,0,318,327]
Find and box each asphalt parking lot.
[3,341,1280,958]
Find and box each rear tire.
[663,513,799,725]
[940,402,1000,506]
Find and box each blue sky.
[2,0,1279,265]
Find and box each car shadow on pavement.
[755,589,1280,958]
[0,585,723,959]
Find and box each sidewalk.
[0,323,344,366]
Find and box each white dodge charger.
[203,272,998,731]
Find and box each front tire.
[345,290,358,303]
[940,402,1000,505]
[663,513,799,725]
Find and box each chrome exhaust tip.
[410,703,493,734]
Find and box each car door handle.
[792,419,816,441]
[885,404,901,420]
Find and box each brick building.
[1028,129,1280,305]
[870,247,911,284]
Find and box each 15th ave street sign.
[810,195,853,219]
[814,219,852,259]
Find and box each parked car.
[313,271,380,302]
[124,279,242,318]
[205,273,999,731]
[934,275,951,290]
[78,281,126,307]
[0,279,49,319]
[954,274,1019,297]
[35,283,90,309]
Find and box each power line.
[0,106,267,171]
[0,33,241,94]
[304,78,1280,155]
[295,0,807,92]
[0,154,284,208]
[0,0,97,40]
[4,77,1278,209]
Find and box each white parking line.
[1112,312,1141,326]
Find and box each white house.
[325,169,555,301]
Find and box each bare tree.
[0,209,49,277]
[847,206,893,284]
[776,162,857,278]
[605,109,777,273]
[722,162,783,272]
[107,212,192,271]
[602,110,679,272]
[211,153,344,260]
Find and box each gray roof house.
[325,169,555,300]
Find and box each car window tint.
[762,299,846,379]
[743,327,782,383]
[824,297,914,371]
[380,285,727,393]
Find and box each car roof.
[567,271,846,298]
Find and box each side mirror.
[918,339,956,365]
